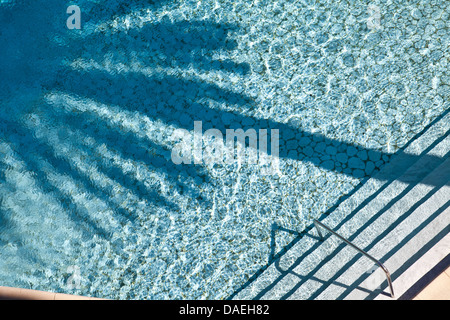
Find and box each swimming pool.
[0,0,448,299]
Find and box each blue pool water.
[0,0,449,299]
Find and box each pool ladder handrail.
[313,219,395,299]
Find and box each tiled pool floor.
[1,0,449,299]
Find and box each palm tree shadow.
[54,13,449,187]
[0,0,253,248]
[0,118,113,239]
[1,1,253,295]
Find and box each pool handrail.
[313,219,395,298]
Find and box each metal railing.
[313,219,395,298]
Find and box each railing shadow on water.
[228,109,449,300]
